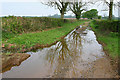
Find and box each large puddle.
[2,26,105,78]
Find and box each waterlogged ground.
[2,26,117,78]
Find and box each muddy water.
[2,27,105,78]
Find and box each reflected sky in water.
[3,27,105,78]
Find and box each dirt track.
[2,22,119,78]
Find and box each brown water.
[2,27,106,78]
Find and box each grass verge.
[90,20,119,60]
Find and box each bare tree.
[96,0,119,20]
[69,1,86,19]
[103,0,114,20]
[42,0,69,18]
[69,0,95,20]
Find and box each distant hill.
[102,15,119,20]
[48,14,75,18]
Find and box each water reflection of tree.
[68,31,82,48]
[46,31,82,62]
[45,38,70,64]
[45,30,83,77]
[66,31,83,77]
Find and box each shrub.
[98,16,102,19]
[92,20,119,32]
[2,16,67,40]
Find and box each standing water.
[2,26,106,78]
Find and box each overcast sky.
[0,0,119,17]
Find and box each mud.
[1,53,30,73]
[91,56,117,78]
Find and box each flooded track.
[2,26,117,78]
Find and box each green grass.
[4,52,12,55]
[90,20,119,59]
[97,33,118,58]
[3,20,88,50]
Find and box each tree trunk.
[109,0,113,20]
[61,13,64,19]
[75,14,80,20]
